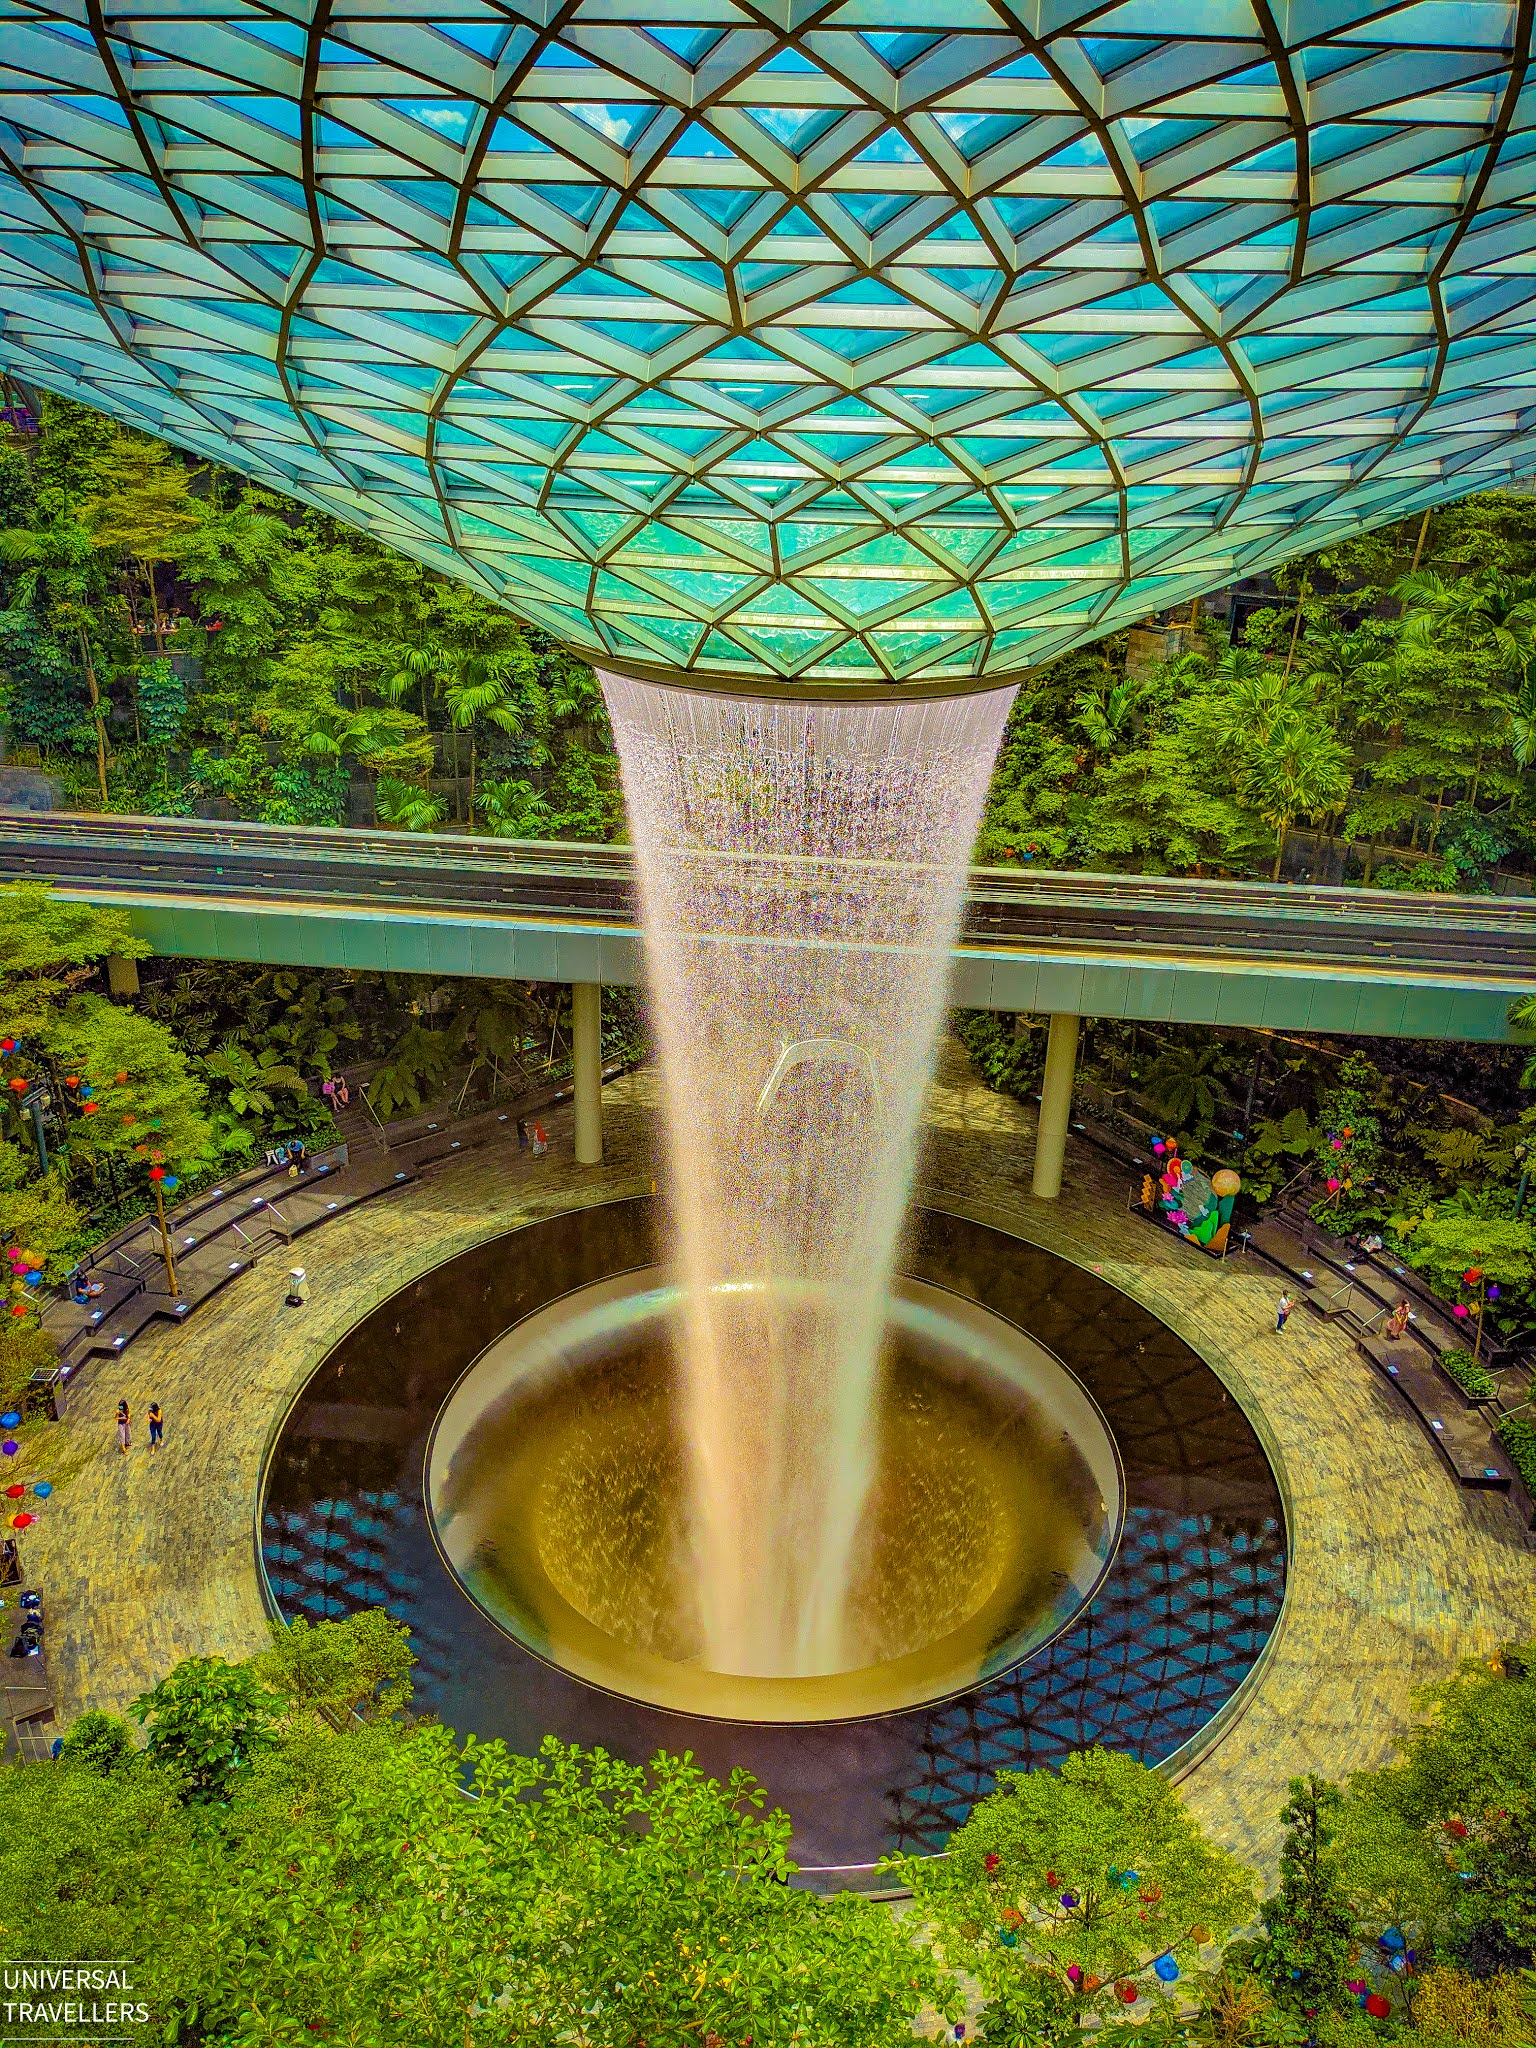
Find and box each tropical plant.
[904,1748,1256,2043]
[0,1626,952,2045]
[480,773,547,839]
[364,1021,457,1119]
[199,1039,308,1117]
[248,1611,414,1728]
[442,650,526,829]
[375,774,446,833]
[1142,1041,1227,1142]
[1514,993,1536,1090]
[130,1656,285,1804]
[1250,1777,1354,2015]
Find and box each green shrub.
[1438,1346,1497,1401]
[1496,1414,1536,1492]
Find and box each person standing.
[116,1400,131,1454]
[1275,1290,1294,1334]
[531,1120,548,1158]
[147,1402,164,1453]
[516,1118,529,1151]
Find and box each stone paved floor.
[28,1048,1534,1880]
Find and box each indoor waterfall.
[604,675,1015,1678]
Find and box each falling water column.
[603,674,1014,1679]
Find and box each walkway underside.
[2,815,1529,1039]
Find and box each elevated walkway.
[1,815,1530,1038]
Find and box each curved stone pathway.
[29,1052,1534,1879]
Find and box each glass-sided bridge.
[2,815,1528,1042]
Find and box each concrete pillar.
[572,981,603,1166]
[1031,1011,1080,1200]
[106,953,140,997]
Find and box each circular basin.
[427,1269,1122,1721]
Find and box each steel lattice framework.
[4,4,1536,692]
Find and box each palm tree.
[1507,666,1536,772]
[1239,707,1353,880]
[376,777,446,833]
[1298,625,1388,729]
[1071,674,1151,763]
[1395,568,1536,668]
[480,776,544,839]
[442,654,524,829]
[1512,992,1536,1090]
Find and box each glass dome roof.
[2,3,1535,692]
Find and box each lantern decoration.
[1326,1177,1341,1193]
[7,1078,27,1095]
[1,1441,17,1458]
[9,1513,34,1529]
[1365,1993,1391,2019]
[64,1076,77,1088]
[1060,1892,1079,1910]
[1065,1965,1082,1986]
[7,1305,25,1319]
[1190,1926,1211,1946]
[1083,1977,1101,1995]
[1001,1907,1024,1930]
[1151,1140,1166,1155]
[81,1102,98,1116]
[1116,1982,1137,2004]
[4,1485,23,1500]
[997,1927,1017,1947]
[32,1482,51,1499]
[0,1414,20,1428]
[1453,1304,1470,1319]
[1489,1284,1501,1302]
[22,1272,40,1289]
[1154,1955,1179,1983]
[0,1039,13,1054]
[115,1071,127,1084]
[149,1165,166,1182]
[1210,1169,1241,1199]
[163,1175,180,1193]
[983,1853,1000,1873]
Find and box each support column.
[1031,1011,1079,1200]
[106,953,140,997]
[572,981,603,1166]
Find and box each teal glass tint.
[2,4,1535,688]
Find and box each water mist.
[604,674,1014,1679]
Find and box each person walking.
[516,1118,529,1151]
[1385,1297,1411,1341]
[1274,1290,1294,1334]
[147,1401,164,1453]
[116,1400,131,1454]
[531,1120,549,1158]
